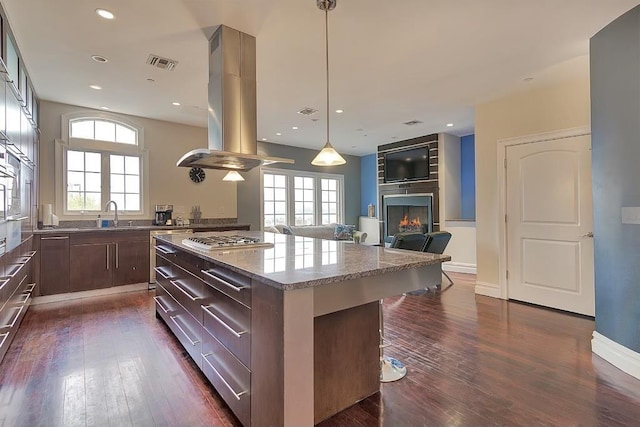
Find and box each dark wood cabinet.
[113,238,149,286]
[69,243,111,292]
[69,231,149,292]
[38,235,70,296]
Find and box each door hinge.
[505,214,507,223]
[504,158,507,169]
[506,270,509,279]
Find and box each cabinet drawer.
[156,283,202,368]
[201,286,251,368]
[200,262,251,307]
[154,282,180,316]
[155,254,175,280]
[167,266,206,323]
[202,329,251,427]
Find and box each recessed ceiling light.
[335,109,344,114]
[446,123,454,127]
[276,132,282,136]
[292,126,299,130]
[96,8,115,20]
[261,138,267,141]
[100,106,110,110]
[91,55,108,63]
[89,84,102,90]
[172,102,181,106]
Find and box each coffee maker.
[153,204,173,225]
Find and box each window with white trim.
[261,169,344,229]
[57,114,148,216]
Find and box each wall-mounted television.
[384,146,429,183]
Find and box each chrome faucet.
[104,200,119,227]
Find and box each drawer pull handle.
[201,305,248,338]
[26,283,36,292]
[155,245,176,255]
[202,353,247,401]
[40,236,69,240]
[2,306,24,329]
[153,296,170,314]
[169,316,200,346]
[16,293,30,305]
[25,251,37,257]
[0,332,9,348]
[153,267,173,280]
[201,269,247,293]
[170,280,203,301]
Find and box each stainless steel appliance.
[149,228,193,288]
[181,235,273,251]
[176,25,293,172]
[153,204,173,226]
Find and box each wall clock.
[189,167,206,183]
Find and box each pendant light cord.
[324,1,330,144]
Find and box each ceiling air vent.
[403,120,423,126]
[298,107,318,116]
[146,54,178,71]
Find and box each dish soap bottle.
[96,214,102,228]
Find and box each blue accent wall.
[591,6,640,353]
[460,134,476,219]
[360,154,378,217]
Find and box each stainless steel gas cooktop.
[182,235,273,251]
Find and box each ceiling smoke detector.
[297,107,318,116]
[403,120,423,126]
[146,54,178,71]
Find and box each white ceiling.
[2,0,638,156]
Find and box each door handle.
[581,232,594,238]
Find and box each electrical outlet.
[621,207,640,224]
[219,206,225,214]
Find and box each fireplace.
[382,194,433,240]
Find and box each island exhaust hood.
[177,25,293,172]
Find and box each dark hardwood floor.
[1,273,640,426]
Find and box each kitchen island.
[153,231,450,426]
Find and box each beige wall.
[475,63,591,287]
[39,100,237,220]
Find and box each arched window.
[69,118,138,145]
[56,112,148,217]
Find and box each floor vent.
[403,120,423,126]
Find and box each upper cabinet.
[0,6,39,166]
[4,35,18,89]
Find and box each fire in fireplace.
[398,214,422,232]
[383,194,433,240]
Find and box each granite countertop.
[34,223,251,234]
[155,230,451,291]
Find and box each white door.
[506,134,594,316]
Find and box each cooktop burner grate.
[181,235,273,251]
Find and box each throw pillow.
[334,224,356,240]
[281,225,294,235]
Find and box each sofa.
[268,224,367,243]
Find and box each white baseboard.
[443,262,476,274]
[32,283,150,306]
[475,281,503,299]
[592,331,640,380]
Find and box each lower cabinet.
[155,247,252,426]
[39,234,70,295]
[0,237,36,363]
[37,230,150,295]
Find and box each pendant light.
[311,0,346,166]
[222,170,245,181]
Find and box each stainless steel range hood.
[177,25,293,172]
